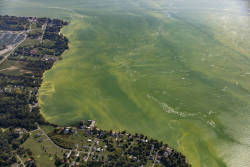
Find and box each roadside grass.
[49,129,105,151]
[40,125,55,134]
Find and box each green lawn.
[22,129,65,167]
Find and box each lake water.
[1,0,250,166]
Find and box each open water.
[1,0,250,166]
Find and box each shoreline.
[0,15,191,166]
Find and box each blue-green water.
[1,0,250,166]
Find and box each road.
[0,21,33,65]
[0,33,27,65]
[40,21,47,43]
[152,150,159,167]
[16,154,25,167]
[36,125,72,152]
[84,139,96,162]
[31,125,86,154]
[0,46,13,56]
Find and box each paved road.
[31,125,86,153]
[40,21,47,43]
[84,139,96,162]
[152,150,159,167]
[0,21,33,65]
[16,154,25,167]
[37,126,72,151]
[0,33,27,65]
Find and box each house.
[90,120,96,128]
[74,144,78,149]
[65,151,71,159]
[80,125,87,129]
[30,49,37,55]
[56,127,63,130]
[35,133,41,138]
[88,120,96,129]
[72,129,77,135]
[70,161,76,166]
[164,151,169,157]
[83,146,89,149]
[131,156,137,162]
[166,147,172,153]
[14,128,26,134]
[64,128,70,134]
[49,57,56,61]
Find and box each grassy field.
[22,129,65,167]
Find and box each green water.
[1,0,250,166]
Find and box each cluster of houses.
[79,120,96,130]
[59,120,97,135]
[14,128,27,135]
[0,85,24,94]
[30,120,176,166]
[34,132,44,143]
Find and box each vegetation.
[0,128,33,166]
[0,15,190,167]
[22,128,65,167]
[0,15,30,31]
[0,15,68,167]
[0,16,68,131]
[44,121,190,167]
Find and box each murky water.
[1,0,250,166]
